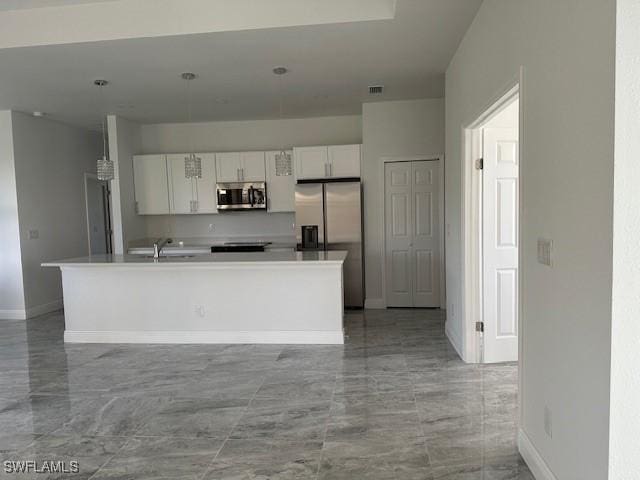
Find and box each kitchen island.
[43,251,346,345]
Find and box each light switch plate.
[537,238,553,266]
[28,229,39,240]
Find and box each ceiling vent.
[368,85,384,95]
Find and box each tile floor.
[0,309,533,479]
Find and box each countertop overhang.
[42,251,347,268]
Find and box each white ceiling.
[0,0,482,128]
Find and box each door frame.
[460,69,523,366]
[84,172,113,255]
[380,154,446,309]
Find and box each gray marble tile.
[0,308,531,479]
[318,437,433,480]
[90,436,222,480]
[203,438,323,480]
[134,397,247,439]
[230,401,330,441]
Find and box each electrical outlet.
[544,406,553,438]
[449,303,455,318]
[194,305,205,318]
[28,229,39,240]
[208,224,215,233]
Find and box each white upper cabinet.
[216,152,242,182]
[328,144,361,178]
[294,144,361,180]
[167,154,194,214]
[265,150,295,212]
[240,151,266,182]
[136,153,217,215]
[216,151,266,182]
[294,146,329,180]
[196,154,217,213]
[133,154,170,215]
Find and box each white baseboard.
[0,309,26,320]
[364,298,386,309]
[518,428,558,480]
[26,299,63,319]
[445,320,466,361]
[64,329,345,345]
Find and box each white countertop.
[42,250,347,268]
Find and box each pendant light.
[95,79,114,181]
[273,67,292,176]
[181,72,202,179]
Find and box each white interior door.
[482,127,519,363]
[385,160,442,308]
[385,162,413,307]
[412,161,440,307]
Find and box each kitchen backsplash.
[145,212,295,239]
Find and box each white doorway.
[464,90,520,364]
[384,159,442,308]
[84,173,112,255]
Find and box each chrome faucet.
[153,238,171,259]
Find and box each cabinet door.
[196,153,218,213]
[294,146,329,180]
[265,151,295,212]
[328,144,361,178]
[167,154,194,214]
[216,152,241,182]
[133,154,170,215]
[240,151,266,182]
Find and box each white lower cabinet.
[133,154,170,215]
[265,151,295,212]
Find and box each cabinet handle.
[324,163,329,177]
[329,163,333,177]
[241,168,245,181]
[237,168,240,181]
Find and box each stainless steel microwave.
[216,182,267,210]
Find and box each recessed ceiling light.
[181,72,197,80]
[33,111,45,117]
[273,66,288,75]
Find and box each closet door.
[412,161,440,308]
[384,162,413,307]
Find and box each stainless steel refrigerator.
[295,180,364,308]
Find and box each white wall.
[0,110,25,318]
[445,1,615,479]
[108,115,146,254]
[145,212,294,240]
[139,115,361,241]
[140,115,362,154]
[609,0,640,477]
[361,99,445,306]
[11,111,101,314]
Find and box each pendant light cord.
[100,83,106,159]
